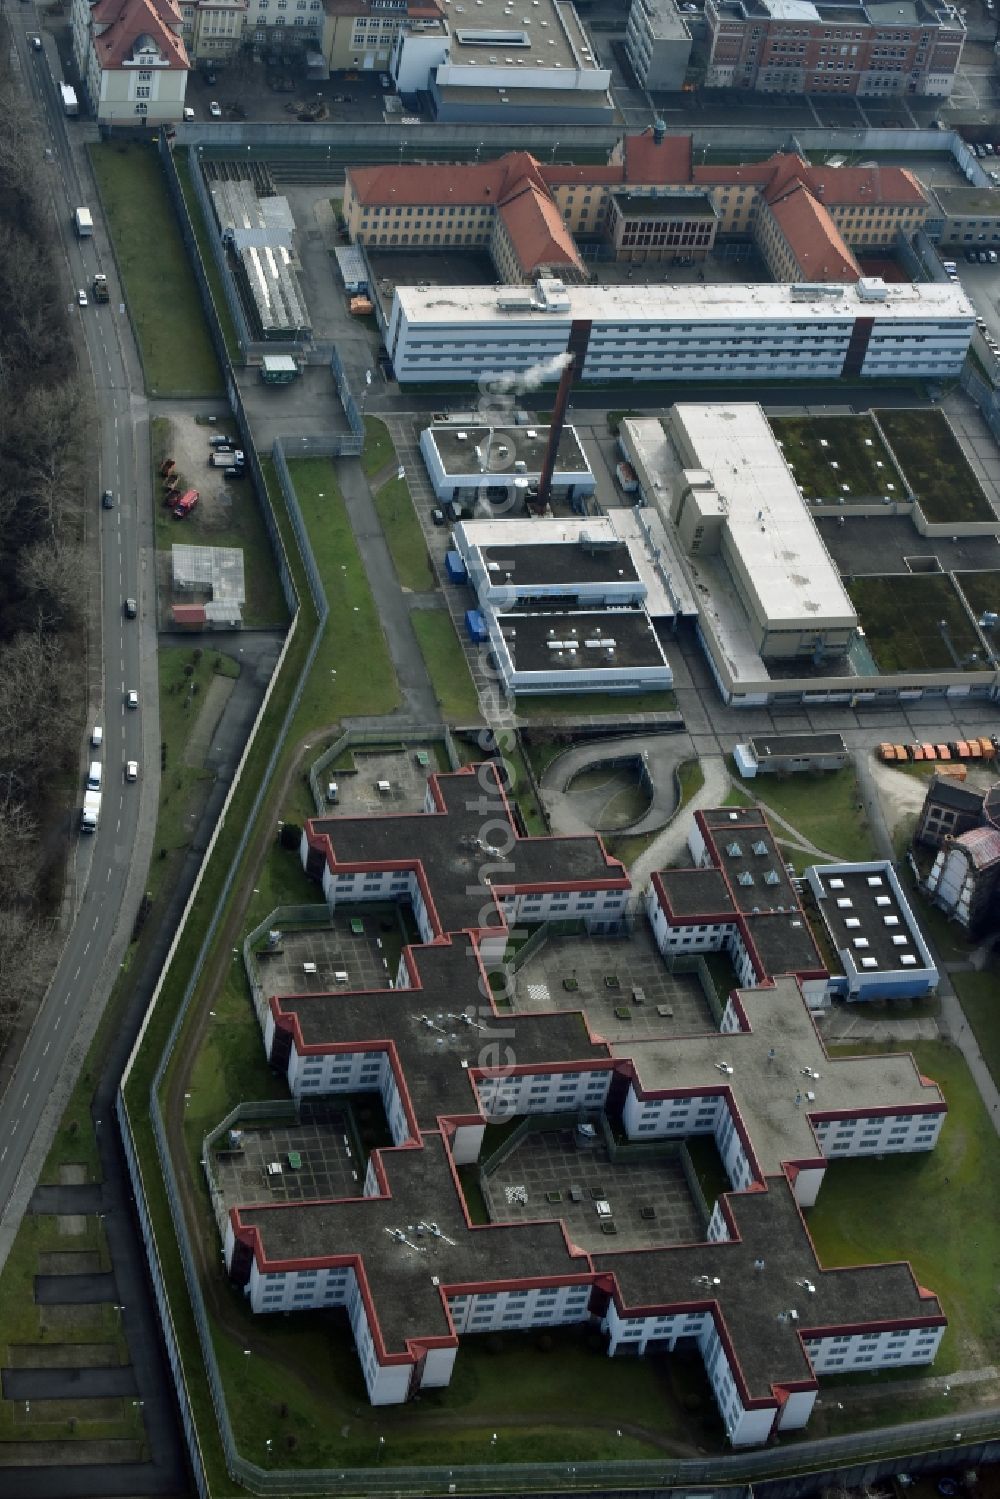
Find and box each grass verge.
[412,611,482,724]
[88,143,223,397]
[950,969,1000,1091]
[807,1038,1000,1375]
[362,417,395,479]
[373,477,435,592]
[731,764,876,862]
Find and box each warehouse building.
[221,764,947,1445]
[386,277,973,386]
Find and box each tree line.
[0,21,89,1044]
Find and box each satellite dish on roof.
[984,782,1000,832]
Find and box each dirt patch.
[0,1439,141,1467]
[6,1344,120,1369]
[37,1253,102,1275]
[37,1307,108,1337]
[183,673,236,767]
[56,1216,87,1237]
[58,1165,87,1186]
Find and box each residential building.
[804,862,938,1001]
[385,277,972,386]
[625,0,693,90]
[221,765,947,1445]
[71,0,190,122]
[703,0,965,99]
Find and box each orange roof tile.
[92,0,188,69]
[808,164,927,208]
[767,183,861,283]
[497,180,585,277]
[623,131,692,185]
[347,152,545,208]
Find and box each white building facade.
[387,277,974,386]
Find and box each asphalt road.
[0,10,157,1263]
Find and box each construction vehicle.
[92,272,109,303]
[209,450,244,468]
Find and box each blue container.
[465,609,487,643]
[445,551,468,583]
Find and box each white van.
[87,761,103,791]
[91,725,103,748]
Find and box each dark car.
[124,597,137,618]
[431,507,446,526]
[102,489,114,509]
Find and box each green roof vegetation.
[847,573,984,673]
[874,408,994,524]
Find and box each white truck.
[74,206,93,238]
[208,450,244,468]
[61,83,79,116]
[80,789,102,833]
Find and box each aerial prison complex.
[342,133,975,385]
[223,766,947,1449]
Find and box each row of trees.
[0,24,89,1043]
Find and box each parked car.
[379,73,392,87]
[208,433,234,448]
[990,250,998,263]
[209,100,222,118]
[102,488,114,509]
[967,249,978,262]
[431,507,445,526]
[183,106,195,121]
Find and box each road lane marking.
[43,1043,49,1056]
[32,1069,39,1082]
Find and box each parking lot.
[512,928,716,1044]
[483,1127,705,1251]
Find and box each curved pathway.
[541,732,694,838]
[628,754,731,892]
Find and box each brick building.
[703,0,964,98]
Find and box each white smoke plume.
[491,351,572,396]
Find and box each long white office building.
[386,276,974,386]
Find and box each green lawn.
[768,414,906,501]
[88,144,223,397]
[373,477,435,592]
[731,765,877,862]
[287,459,400,737]
[807,1039,1000,1374]
[149,646,240,899]
[517,689,677,719]
[412,611,482,724]
[874,408,993,524]
[174,151,241,363]
[362,417,396,479]
[847,573,983,674]
[950,969,1000,1091]
[676,758,705,811]
[150,417,291,628]
[211,1313,721,1469]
